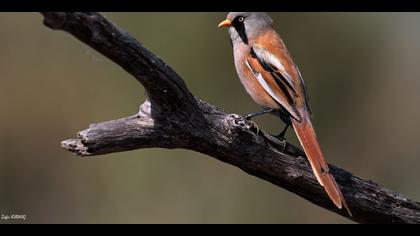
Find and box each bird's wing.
[252,45,297,95]
[246,44,301,121]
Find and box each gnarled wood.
[41,12,420,224]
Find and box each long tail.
[292,114,351,216]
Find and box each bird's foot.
[245,114,255,121]
[272,133,286,142]
[273,124,289,141]
[247,119,260,135]
[274,132,286,140]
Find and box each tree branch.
[41,12,420,223]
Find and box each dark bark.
[41,12,420,224]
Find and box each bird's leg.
[245,108,275,120]
[273,110,291,140]
[275,124,289,139]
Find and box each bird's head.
[218,12,273,45]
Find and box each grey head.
[218,12,273,45]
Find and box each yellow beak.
[218,19,232,28]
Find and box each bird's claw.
[245,114,254,120]
[247,119,260,135]
[273,133,286,142]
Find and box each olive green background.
[1,12,420,223]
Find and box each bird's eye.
[238,16,244,22]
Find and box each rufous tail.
[292,114,351,216]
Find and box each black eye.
[238,16,244,22]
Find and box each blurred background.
[0,12,420,223]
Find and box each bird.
[218,12,351,216]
